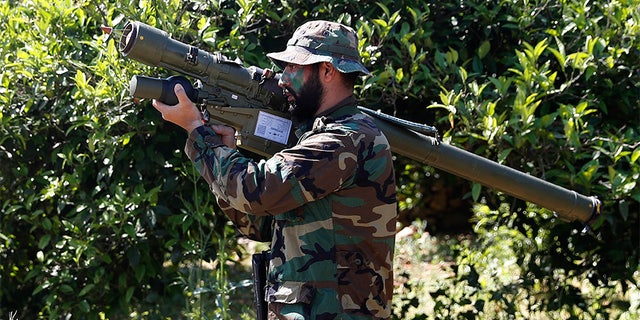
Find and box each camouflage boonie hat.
[267,20,370,75]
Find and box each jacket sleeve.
[183,123,359,217]
[184,125,273,241]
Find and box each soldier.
[153,20,397,320]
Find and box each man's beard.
[287,66,323,124]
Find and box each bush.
[0,1,239,318]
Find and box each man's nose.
[277,75,288,88]
[278,77,287,89]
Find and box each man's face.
[279,63,323,123]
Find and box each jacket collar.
[294,95,359,137]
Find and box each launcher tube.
[369,117,600,223]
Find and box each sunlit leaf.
[478,40,491,59]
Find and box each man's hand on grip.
[210,124,237,149]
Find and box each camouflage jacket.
[185,96,397,319]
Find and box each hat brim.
[267,46,370,75]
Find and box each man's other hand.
[152,83,204,133]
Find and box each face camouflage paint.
[281,63,306,94]
[280,64,323,124]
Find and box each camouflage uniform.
[184,21,397,320]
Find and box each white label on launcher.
[254,111,292,145]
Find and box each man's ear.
[320,62,337,82]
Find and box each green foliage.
[0,0,638,319]
[395,215,640,320]
[0,0,245,318]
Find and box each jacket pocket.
[336,250,386,311]
[266,281,316,304]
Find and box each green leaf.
[395,68,404,82]
[409,42,417,60]
[74,69,87,89]
[427,103,457,115]
[38,234,51,249]
[42,217,52,230]
[459,67,468,83]
[478,40,491,59]
[119,132,135,146]
[375,2,390,17]
[79,300,90,313]
[471,183,482,202]
[79,284,95,297]
[125,287,135,303]
[33,282,50,296]
[60,284,74,295]
[547,47,566,68]
[372,19,388,29]
[497,148,512,164]
[632,147,640,164]
[135,265,146,282]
